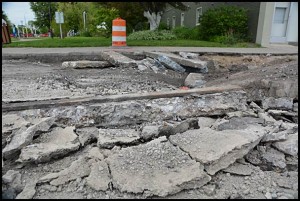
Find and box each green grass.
[3,37,261,48]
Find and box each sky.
[2,2,36,26]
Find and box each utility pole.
[83,11,86,31]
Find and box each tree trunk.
[143,11,162,31]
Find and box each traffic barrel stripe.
[112,18,126,47]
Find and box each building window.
[196,7,203,25]
[172,16,176,29]
[181,13,185,26]
[274,7,286,24]
[167,18,170,29]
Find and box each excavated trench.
[2,52,298,199]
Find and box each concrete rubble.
[18,126,80,163]
[2,117,55,159]
[2,51,298,199]
[106,136,211,197]
[62,60,111,69]
[169,125,267,175]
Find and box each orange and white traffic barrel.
[112,17,126,47]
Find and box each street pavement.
[2,44,298,56]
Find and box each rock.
[198,117,216,128]
[140,125,160,140]
[157,55,186,73]
[86,161,111,191]
[2,188,17,199]
[201,184,216,196]
[62,60,112,69]
[258,112,277,123]
[228,64,248,72]
[41,184,57,192]
[146,51,208,73]
[262,97,293,110]
[226,110,257,118]
[265,192,272,199]
[268,80,298,99]
[19,143,80,163]
[179,52,199,59]
[212,117,263,131]
[137,65,148,71]
[39,157,93,186]
[272,133,298,156]
[86,147,105,161]
[15,180,38,199]
[184,73,206,88]
[261,147,286,169]
[223,163,253,176]
[97,129,140,149]
[2,170,23,193]
[293,103,298,112]
[169,125,266,175]
[18,127,80,163]
[158,118,199,137]
[3,117,55,159]
[2,114,30,134]
[99,51,137,68]
[261,130,288,142]
[249,101,264,112]
[106,136,211,197]
[75,127,99,146]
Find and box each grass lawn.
[3,37,261,48]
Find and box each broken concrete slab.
[86,147,105,161]
[2,113,31,134]
[140,125,160,141]
[39,157,93,186]
[169,125,267,175]
[145,51,208,73]
[140,119,199,141]
[157,55,186,73]
[99,51,137,68]
[223,162,253,176]
[86,161,111,191]
[2,170,23,193]
[106,136,211,197]
[272,133,298,156]
[75,127,99,146]
[258,112,277,124]
[261,130,288,142]
[18,126,80,163]
[179,52,199,59]
[2,117,55,159]
[97,129,140,149]
[212,117,263,131]
[261,147,286,169]
[198,117,216,128]
[262,97,293,110]
[62,60,112,69]
[18,143,80,163]
[184,73,206,88]
[226,110,257,118]
[137,57,166,73]
[15,180,38,199]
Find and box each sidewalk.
[2,44,298,56]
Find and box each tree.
[97,2,147,33]
[30,2,57,30]
[2,10,12,25]
[140,2,188,30]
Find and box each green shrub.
[172,26,201,40]
[134,22,149,31]
[158,22,169,31]
[128,30,177,40]
[199,5,248,41]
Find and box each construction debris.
[2,52,298,199]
